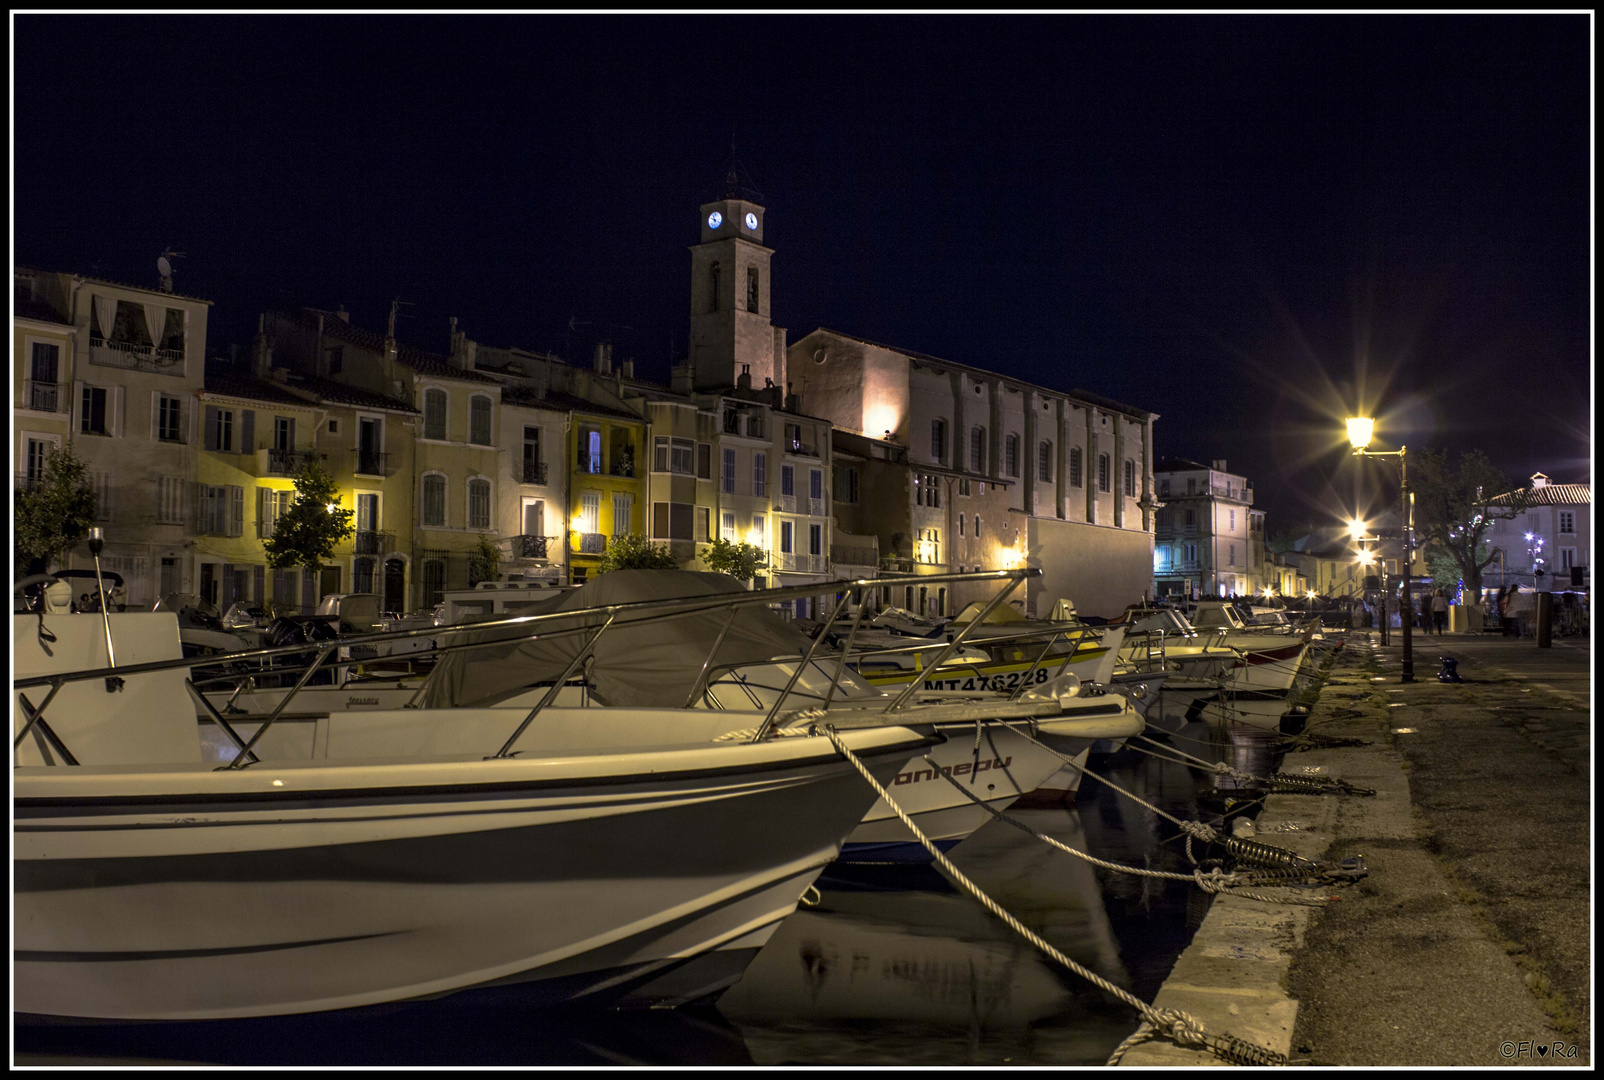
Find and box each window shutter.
[150,391,160,441]
[230,486,244,536]
[113,386,126,437]
[259,488,271,538]
[205,406,220,451]
[72,380,85,433]
[240,410,255,454]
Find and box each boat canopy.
[419,570,814,709]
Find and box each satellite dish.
[157,256,173,278]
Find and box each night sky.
[14,15,1592,534]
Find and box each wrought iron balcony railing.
[774,552,827,574]
[578,532,607,555]
[23,380,64,413]
[355,450,390,477]
[510,534,559,559]
[353,530,395,555]
[521,460,549,485]
[267,448,322,475]
[89,340,186,375]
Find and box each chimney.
[737,363,752,390]
[593,342,612,375]
[621,358,634,380]
[1213,459,1227,471]
[336,305,350,323]
[671,361,694,394]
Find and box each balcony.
[266,448,322,476]
[353,530,395,555]
[774,552,826,574]
[776,493,797,514]
[355,450,391,477]
[520,460,549,485]
[608,459,635,478]
[880,556,916,573]
[16,472,45,493]
[577,532,607,555]
[89,340,185,376]
[785,440,820,458]
[23,380,64,413]
[831,545,879,569]
[807,496,826,516]
[509,534,560,559]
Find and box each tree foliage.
[467,534,502,586]
[1410,448,1530,597]
[263,460,355,574]
[597,533,681,573]
[702,538,768,582]
[15,442,99,576]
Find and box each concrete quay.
[1118,631,1590,1067]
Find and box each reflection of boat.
[13,601,936,1021]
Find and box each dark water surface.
[14,723,1280,1067]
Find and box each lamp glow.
[1346,417,1375,451]
[1348,518,1367,540]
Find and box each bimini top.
[419,570,814,709]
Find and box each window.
[958,477,971,497]
[781,464,795,497]
[328,419,340,435]
[1069,447,1082,487]
[259,488,292,537]
[722,448,737,494]
[157,476,185,524]
[273,415,295,451]
[90,471,114,522]
[1559,512,1575,534]
[468,478,491,529]
[423,389,448,440]
[422,560,446,608]
[753,452,767,497]
[469,395,492,445]
[752,513,765,545]
[810,468,823,501]
[697,506,711,542]
[780,520,794,553]
[82,385,110,436]
[721,511,737,541]
[834,465,859,503]
[652,502,694,540]
[653,436,694,475]
[613,493,633,536]
[422,474,447,526]
[1229,509,1236,531]
[580,492,600,534]
[353,557,376,595]
[1185,508,1196,526]
[809,523,822,556]
[1187,477,1197,494]
[1004,434,1019,478]
[697,442,712,480]
[204,405,234,451]
[1185,543,1197,564]
[1039,441,1052,482]
[1229,544,1236,566]
[1160,479,1170,497]
[931,419,947,462]
[959,513,966,537]
[356,492,379,532]
[1560,547,1576,570]
[974,515,982,539]
[199,484,244,536]
[1098,454,1111,493]
[746,267,759,312]
[157,395,183,442]
[1124,460,1135,497]
[970,427,986,472]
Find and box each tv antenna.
[157,247,187,293]
[388,297,415,337]
[563,315,592,360]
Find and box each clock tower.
[688,193,784,392]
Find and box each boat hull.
[13,729,927,1021]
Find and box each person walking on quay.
[1431,588,1449,635]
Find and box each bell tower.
[688,173,783,392]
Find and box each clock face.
[707,212,723,229]
[745,212,758,230]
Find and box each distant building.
[1485,473,1590,591]
[1152,458,1253,598]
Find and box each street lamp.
[1347,415,1414,682]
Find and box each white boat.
[13,597,939,1020]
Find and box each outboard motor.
[1438,656,1464,684]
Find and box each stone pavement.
[1120,630,1591,1067]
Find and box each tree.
[1410,448,1531,598]
[467,534,501,586]
[15,442,98,577]
[702,537,768,582]
[1266,530,1300,555]
[597,533,681,573]
[263,460,355,578]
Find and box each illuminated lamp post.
[1347,417,1413,682]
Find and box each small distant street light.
[1347,415,1414,682]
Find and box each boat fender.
[1020,672,1080,706]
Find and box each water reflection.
[14,720,1268,1067]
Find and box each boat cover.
[418,570,813,709]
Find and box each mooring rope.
[1127,733,1375,797]
[919,756,1337,907]
[817,724,1294,1067]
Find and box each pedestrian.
[1431,588,1449,635]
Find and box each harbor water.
[13,723,1282,1067]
